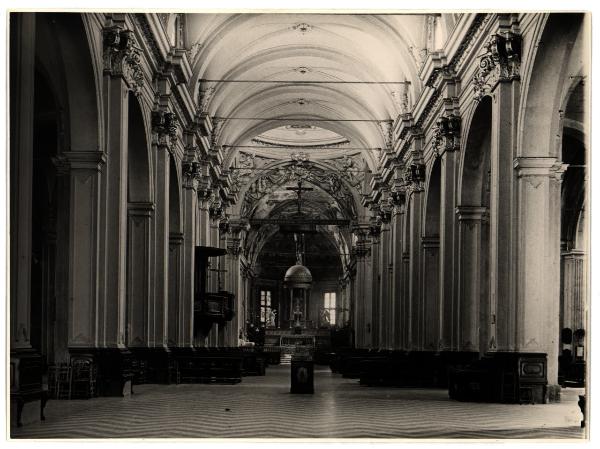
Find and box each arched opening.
[422,159,441,350]
[30,68,62,368]
[558,79,587,386]
[517,13,586,387]
[457,96,492,354]
[126,94,152,348]
[251,227,343,356]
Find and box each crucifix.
[286,179,313,215]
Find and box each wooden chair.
[71,356,97,399]
[48,364,72,400]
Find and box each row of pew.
[164,347,280,385]
[329,348,548,404]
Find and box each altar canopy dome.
[284,264,313,288]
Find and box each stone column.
[180,162,199,347]
[561,250,586,333]
[377,220,391,349]
[10,12,36,354]
[126,202,153,348]
[224,221,245,347]
[370,227,381,348]
[400,202,411,351]
[489,80,519,352]
[152,144,170,349]
[168,232,184,347]
[390,195,406,350]
[98,23,149,353]
[53,160,71,363]
[439,150,458,351]
[408,190,423,350]
[421,237,440,351]
[456,206,488,354]
[352,225,372,348]
[514,157,567,387]
[207,200,222,346]
[98,76,129,349]
[9,14,46,424]
[197,190,211,246]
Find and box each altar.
[283,263,313,330]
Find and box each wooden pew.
[174,350,243,384]
[448,352,547,404]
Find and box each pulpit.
[193,246,235,336]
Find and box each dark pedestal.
[290,357,314,394]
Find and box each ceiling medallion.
[287,125,314,130]
[293,98,310,106]
[294,66,312,75]
[292,23,312,34]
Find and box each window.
[260,290,272,324]
[323,292,336,325]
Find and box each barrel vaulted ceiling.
[175,13,458,223]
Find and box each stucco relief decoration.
[209,192,225,220]
[292,23,313,34]
[390,185,406,207]
[404,162,425,193]
[369,215,382,240]
[198,80,216,113]
[230,152,278,194]
[294,66,311,75]
[377,197,392,224]
[103,26,145,94]
[473,32,522,101]
[211,118,225,150]
[152,110,178,148]
[391,84,410,115]
[432,113,461,156]
[328,154,365,191]
[182,158,203,190]
[351,226,371,258]
[240,157,357,219]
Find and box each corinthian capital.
[103,26,145,93]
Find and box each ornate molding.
[425,14,489,89]
[152,109,178,149]
[198,80,216,114]
[182,158,202,190]
[472,31,522,101]
[513,157,568,182]
[432,113,461,156]
[456,205,489,222]
[250,137,351,149]
[211,117,224,149]
[103,26,145,94]
[209,193,225,220]
[291,23,313,34]
[240,159,357,219]
[378,120,394,150]
[404,162,426,193]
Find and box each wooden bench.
[448,352,547,404]
[175,354,243,384]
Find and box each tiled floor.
[11,365,586,440]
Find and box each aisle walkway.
[12,365,586,439]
